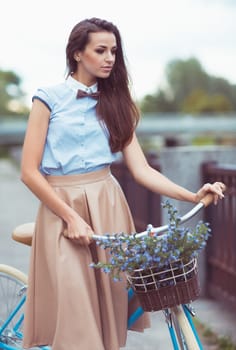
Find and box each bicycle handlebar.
[92,193,216,241]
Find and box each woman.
[21,18,225,350]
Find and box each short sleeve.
[32,87,53,112]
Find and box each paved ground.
[1,157,236,349]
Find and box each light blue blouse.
[33,75,118,175]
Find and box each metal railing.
[202,161,236,308]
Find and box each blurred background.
[0,0,236,348]
[0,0,236,150]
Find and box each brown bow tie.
[76,89,100,99]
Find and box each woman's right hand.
[63,214,94,245]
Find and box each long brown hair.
[66,18,140,153]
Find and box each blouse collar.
[66,75,98,94]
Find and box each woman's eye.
[96,49,104,54]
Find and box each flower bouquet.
[92,201,211,311]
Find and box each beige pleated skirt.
[23,167,150,350]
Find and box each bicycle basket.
[126,258,200,312]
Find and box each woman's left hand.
[195,182,226,205]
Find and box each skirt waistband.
[46,166,111,186]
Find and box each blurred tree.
[140,57,236,115]
[165,57,209,110]
[139,94,158,113]
[0,69,29,117]
[140,89,176,113]
[182,89,233,114]
[208,76,236,110]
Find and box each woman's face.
[75,31,117,84]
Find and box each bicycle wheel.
[0,265,50,350]
[171,305,201,350]
[0,264,28,349]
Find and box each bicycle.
[0,193,214,350]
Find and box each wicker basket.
[126,258,200,312]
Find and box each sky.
[1,0,236,106]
